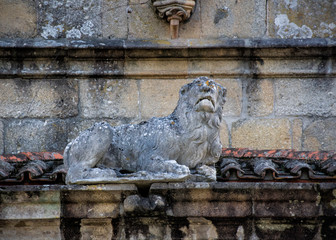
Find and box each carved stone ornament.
[64,77,226,184]
[152,0,196,39]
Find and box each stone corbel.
[153,0,196,39]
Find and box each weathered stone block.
[102,0,128,39]
[0,219,61,240]
[125,59,188,77]
[179,217,218,239]
[80,219,113,240]
[0,191,60,219]
[268,0,336,38]
[231,118,292,149]
[80,79,139,119]
[0,0,37,38]
[255,219,320,240]
[254,185,321,218]
[275,79,336,117]
[319,185,336,218]
[218,79,242,117]
[292,119,303,150]
[303,119,336,151]
[0,79,78,118]
[39,0,101,39]
[220,121,229,148]
[178,1,201,39]
[139,79,190,119]
[5,119,67,154]
[0,121,3,155]
[247,79,274,117]
[62,185,137,218]
[188,59,244,76]
[128,0,169,39]
[201,0,266,38]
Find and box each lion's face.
[179,77,226,114]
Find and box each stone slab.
[303,119,336,151]
[124,59,188,77]
[79,79,139,119]
[80,219,113,240]
[0,121,3,155]
[0,219,61,240]
[247,79,274,117]
[128,0,170,39]
[61,186,138,218]
[139,79,190,119]
[102,0,128,39]
[268,0,336,38]
[0,191,60,220]
[0,79,78,118]
[231,118,292,149]
[5,119,67,154]
[0,0,37,38]
[255,219,320,240]
[275,79,336,117]
[201,0,266,38]
[39,0,102,39]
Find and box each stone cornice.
[0,39,335,78]
[0,38,336,49]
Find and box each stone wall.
[0,41,335,154]
[0,0,335,40]
[1,183,335,240]
[0,0,335,154]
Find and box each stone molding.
[152,0,196,39]
[0,182,335,239]
[0,39,335,79]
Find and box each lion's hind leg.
[65,122,117,184]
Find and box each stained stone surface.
[79,79,139,119]
[201,0,266,38]
[231,118,292,150]
[247,79,274,117]
[5,119,67,154]
[65,77,227,184]
[0,121,3,155]
[303,119,336,151]
[102,0,128,39]
[275,79,336,117]
[268,0,336,39]
[0,79,78,118]
[38,0,102,39]
[0,0,37,38]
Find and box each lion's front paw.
[196,165,217,181]
[164,160,190,175]
[147,157,190,176]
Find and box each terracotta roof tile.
[0,149,335,185]
[221,148,335,161]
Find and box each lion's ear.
[180,84,190,96]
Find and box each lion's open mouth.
[195,96,215,112]
[196,96,215,107]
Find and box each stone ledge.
[0,38,335,49]
[1,182,335,219]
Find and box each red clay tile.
[0,154,28,163]
[21,152,63,161]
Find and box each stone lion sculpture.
[64,77,226,184]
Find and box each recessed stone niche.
[152,0,196,39]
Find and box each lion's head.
[172,77,227,168]
[173,76,226,124]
